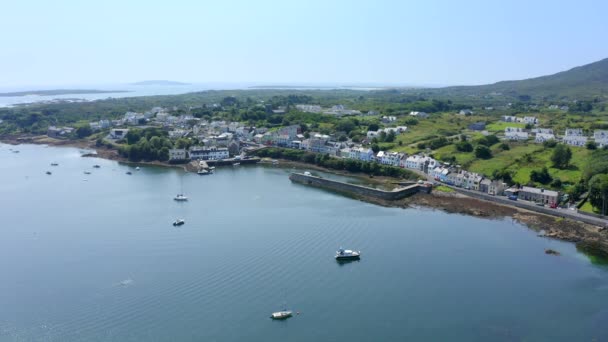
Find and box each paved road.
[409,168,608,227]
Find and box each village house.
[188,146,230,160]
[488,180,507,196]
[502,115,518,122]
[458,109,474,115]
[109,128,129,140]
[381,116,397,123]
[594,130,608,148]
[563,128,587,146]
[47,126,74,139]
[505,127,529,140]
[518,186,559,204]
[535,132,555,143]
[404,155,436,173]
[468,122,486,131]
[168,149,188,162]
[479,179,491,193]
[522,116,538,125]
[348,147,374,162]
[295,104,322,113]
[409,111,429,118]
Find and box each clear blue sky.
[2,0,607,87]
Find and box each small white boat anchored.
[270,310,293,320]
[93,165,101,168]
[135,167,140,171]
[197,169,213,175]
[50,162,59,166]
[335,248,361,260]
[84,171,91,175]
[233,162,240,167]
[174,194,188,201]
[173,219,185,226]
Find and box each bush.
[543,140,557,148]
[456,141,473,152]
[474,145,492,159]
[586,141,598,150]
[499,142,510,151]
[530,167,552,184]
[477,135,499,147]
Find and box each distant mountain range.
[131,80,190,86]
[0,89,129,97]
[429,57,608,100]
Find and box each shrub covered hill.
[422,57,608,100]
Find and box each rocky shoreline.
[3,136,608,260]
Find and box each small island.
[0,89,130,97]
[131,80,190,86]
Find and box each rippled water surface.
[1,144,608,341]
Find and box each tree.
[499,142,510,151]
[588,174,608,214]
[336,119,356,133]
[475,145,492,159]
[371,143,380,153]
[385,130,396,142]
[530,167,552,184]
[492,169,513,185]
[586,141,598,150]
[551,144,572,169]
[456,141,473,152]
[75,125,93,138]
[378,131,387,142]
[368,123,380,131]
[477,135,499,147]
[543,140,557,148]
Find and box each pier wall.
[289,173,424,200]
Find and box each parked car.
[508,195,518,201]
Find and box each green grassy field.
[485,121,526,132]
[467,143,544,176]
[434,185,455,193]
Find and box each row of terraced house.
[504,127,608,147]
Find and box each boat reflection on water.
[336,258,361,266]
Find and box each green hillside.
[429,57,608,100]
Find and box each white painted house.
[505,127,528,140]
[594,130,608,147]
[409,111,429,118]
[563,128,587,146]
[535,132,555,143]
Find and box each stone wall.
[289,173,422,200]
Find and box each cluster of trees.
[418,137,449,150]
[254,148,419,179]
[530,167,552,184]
[551,144,572,169]
[117,128,174,162]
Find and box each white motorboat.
[335,248,361,260]
[174,194,188,201]
[197,169,213,175]
[270,310,293,320]
[173,219,185,226]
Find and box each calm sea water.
[1,144,608,341]
[0,83,247,107]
